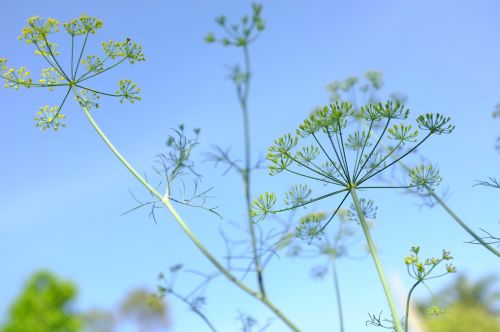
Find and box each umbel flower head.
[1,14,145,131]
[205,3,265,47]
[404,245,456,282]
[252,101,455,240]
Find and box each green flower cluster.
[252,100,454,238]
[295,211,328,242]
[404,246,456,278]
[1,14,145,131]
[403,245,456,330]
[205,3,265,47]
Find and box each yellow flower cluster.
[0,58,7,72]
[3,67,32,89]
[34,106,66,131]
[63,14,103,36]
[102,38,145,63]
[19,16,60,44]
[39,67,65,91]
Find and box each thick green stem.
[72,87,300,331]
[331,259,345,332]
[350,189,403,332]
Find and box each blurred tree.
[420,274,500,332]
[120,288,168,332]
[445,275,500,312]
[81,309,115,332]
[1,270,81,332]
[425,303,500,332]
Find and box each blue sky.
[0,1,499,331]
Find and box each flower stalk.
[351,189,403,332]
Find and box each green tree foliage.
[1,270,81,332]
[425,303,500,332]
[420,275,500,332]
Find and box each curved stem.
[350,189,403,332]
[331,259,345,332]
[72,87,300,331]
[405,281,420,332]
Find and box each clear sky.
[0,1,499,331]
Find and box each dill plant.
[1,12,300,331]
[252,101,455,332]
[401,246,456,332]
[1,7,491,332]
[326,73,500,258]
[368,246,457,331]
[205,2,267,298]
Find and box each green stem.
[405,281,420,332]
[356,140,403,184]
[73,32,89,78]
[71,35,75,78]
[41,35,70,82]
[336,121,352,183]
[284,151,342,184]
[358,120,500,258]
[360,133,432,184]
[239,43,266,297]
[76,84,123,98]
[325,128,350,181]
[32,41,68,81]
[312,132,348,184]
[168,289,218,332]
[353,120,374,178]
[271,189,349,214]
[72,86,300,331]
[354,117,391,181]
[425,185,500,257]
[77,56,126,83]
[285,168,342,186]
[350,189,403,332]
[331,259,345,332]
